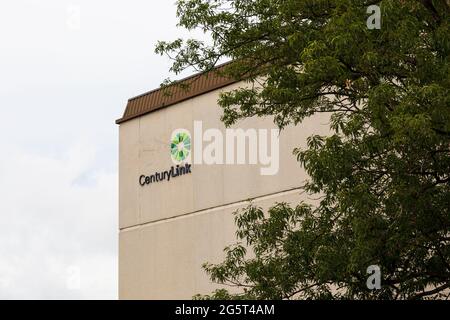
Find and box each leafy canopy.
[157,0,450,299]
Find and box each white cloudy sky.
[0,0,198,299]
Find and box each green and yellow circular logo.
[170,130,191,163]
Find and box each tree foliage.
[157,0,450,299]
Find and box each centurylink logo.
[170,129,192,163]
[139,121,279,187]
[170,121,279,176]
[139,128,193,187]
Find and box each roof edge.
[115,77,238,124]
[116,61,237,125]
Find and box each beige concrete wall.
[118,82,330,299]
[119,190,304,299]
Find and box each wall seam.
[119,186,304,232]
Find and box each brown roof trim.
[116,62,239,124]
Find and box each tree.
[156,0,450,299]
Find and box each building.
[116,65,329,299]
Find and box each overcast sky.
[0,0,197,299]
